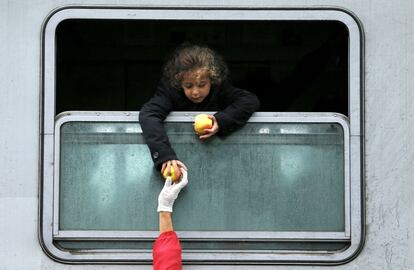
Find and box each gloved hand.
[157,169,188,212]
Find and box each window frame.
[53,111,350,242]
[40,6,364,264]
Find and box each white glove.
[157,169,188,212]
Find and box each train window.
[41,7,363,264]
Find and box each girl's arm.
[139,80,177,170]
[214,84,261,136]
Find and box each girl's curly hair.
[162,44,229,89]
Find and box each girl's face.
[182,69,211,103]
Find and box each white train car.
[1,0,413,269]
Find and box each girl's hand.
[161,160,188,180]
[199,115,219,141]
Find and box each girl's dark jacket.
[139,79,260,170]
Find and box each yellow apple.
[163,166,180,182]
[194,114,213,135]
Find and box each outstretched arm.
[159,212,173,234]
[153,169,188,270]
[139,80,177,170]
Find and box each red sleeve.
[153,231,182,270]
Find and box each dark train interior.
[56,19,348,116]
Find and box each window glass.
[60,121,344,232]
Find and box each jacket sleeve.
[153,231,182,270]
[139,81,177,170]
[214,84,261,136]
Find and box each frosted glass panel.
[59,121,344,232]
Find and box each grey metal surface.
[12,1,414,269]
[6,0,414,268]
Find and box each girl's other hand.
[199,115,219,141]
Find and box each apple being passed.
[194,114,213,135]
[163,166,180,182]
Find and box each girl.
[139,44,260,179]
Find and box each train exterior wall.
[1,0,413,269]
